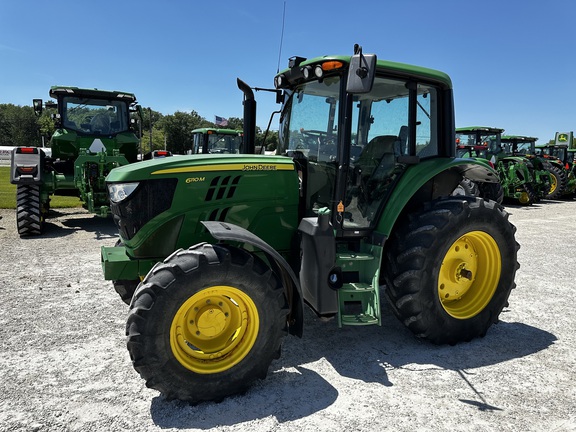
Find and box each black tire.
[16,184,44,236]
[477,181,504,204]
[113,279,140,305]
[383,196,519,345]
[545,165,567,199]
[126,243,288,403]
[452,178,479,197]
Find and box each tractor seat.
[357,135,397,180]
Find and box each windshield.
[279,73,440,229]
[62,97,130,135]
[456,132,500,157]
[515,142,533,155]
[208,133,242,154]
[279,77,341,162]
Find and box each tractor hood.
[106,153,295,183]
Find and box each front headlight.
[108,182,139,203]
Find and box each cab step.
[337,282,381,327]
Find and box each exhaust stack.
[237,78,256,154]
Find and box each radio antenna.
[276,1,286,73]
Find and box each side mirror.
[346,53,376,94]
[33,99,43,116]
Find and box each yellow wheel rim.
[438,231,501,319]
[518,191,530,204]
[170,286,259,374]
[549,175,557,194]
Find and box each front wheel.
[126,243,288,403]
[383,197,519,345]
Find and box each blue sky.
[1,0,575,142]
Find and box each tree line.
[0,103,278,153]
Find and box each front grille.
[110,178,178,239]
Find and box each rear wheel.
[126,243,288,403]
[383,196,519,345]
[545,165,567,199]
[16,184,44,236]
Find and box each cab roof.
[49,86,137,103]
[277,55,453,88]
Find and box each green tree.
[0,104,39,146]
[224,117,243,130]
[37,109,56,145]
[159,110,212,154]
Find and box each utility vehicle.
[10,86,142,236]
[102,46,520,403]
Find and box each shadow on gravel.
[148,303,556,429]
[26,210,119,240]
[149,366,339,428]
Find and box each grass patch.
[0,166,83,209]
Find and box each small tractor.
[10,86,142,236]
[189,128,244,154]
[101,46,520,404]
[500,135,552,200]
[456,126,538,205]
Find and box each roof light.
[274,74,285,89]
[321,61,345,71]
[314,65,323,79]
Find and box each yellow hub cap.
[170,286,259,374]
[438,231,501,319]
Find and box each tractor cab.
[455,127,503,160]
[274,51,465,238]
[500,135,537,157]
[37,87,142,162]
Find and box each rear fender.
[10,147,46,184]
[201,221,304,337]
[375,158,498,236]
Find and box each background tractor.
[500,135,552,200]
[10,86,142,236]
[456,126,537,205]
[189,128,243,154]
[101,46,520,404]
[534,131,576,199]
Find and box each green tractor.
[500,135,552,200]
[189,128,243,154]
[534,132,576,199]
[456,126,537,205]
[101,46,519,403]
[10,86,142,236]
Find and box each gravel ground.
[0,199,575,432]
